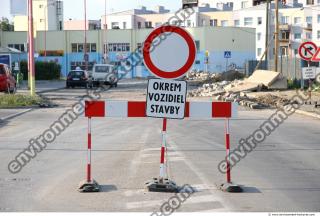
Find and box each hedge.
[20,61,61,80]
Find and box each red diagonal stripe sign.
[299,41,317,61]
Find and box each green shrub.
[287,78,300,89]
[20,61,61,80]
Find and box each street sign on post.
[302,67,316,80]
[311,48,320,62]
[143,25,196,80]
[146,79,187,119]
[143,25,195,119]
[224,51,231,58]
[299,41,317,61]
[143,25,196,192]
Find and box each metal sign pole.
[159,118,167,181]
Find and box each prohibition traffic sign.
[298,41,317,61]
[143,25,196,79]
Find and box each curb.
[295,109,320,120]
[0,108,33,122]
[37,87,66,94]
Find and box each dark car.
[0,63,16,93]
[66,70,91,88]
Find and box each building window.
[306,32,312,40]
[71,43,96,53]
[111,22,119,29]
[172,20,181,26]
[294,17,301,24]
[281,31,290,40]
[145,21,152,28]
[123,22,126,29]
[257,32,262,41]
[244,17,253,26]
[257,17,262,25]
[318,14,320,23]
[187,20,191,27]
[195,40,200,51]
[306,0,314,5]
[78,44,84,52]
[107,43,130,52]
[8,44,25,52]
[306,16,312,23]
[221,20,228,27]
[91,44,97,52]
[281,47,288,56]
[155,22,162,27]
[59,21,62,30]
[294,33,301,40]
[281,16,289,24]
[137,22,141,29]
[210,19,218,26]
[40,19,45,23]
[71,43,77,52]
[201,19,206,26]
[39,4,43,8]
[317,30,320,39]
[234,20,240,27]
[241,1,248,8]
[257,48,262,56]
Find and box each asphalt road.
[0,80,319,212]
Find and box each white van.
[91,64,118,87]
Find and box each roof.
[0,47,22,54]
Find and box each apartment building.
[13,0,63,32]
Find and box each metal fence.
[245,57,319,80]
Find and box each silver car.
[91,64,118,87]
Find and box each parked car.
[91,64,118,87]
[0,63,16,93]
[66,70,91,88]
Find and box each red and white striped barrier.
[225,119,231,183]
[84,100,238,118]
[82,100,238,191]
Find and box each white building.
[13,0,63,32]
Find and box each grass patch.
[0,94,44,108]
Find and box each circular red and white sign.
[299,41,317,61]
[143,25,196,79]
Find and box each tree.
[0,17,14,31]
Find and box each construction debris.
[188,70,290,109]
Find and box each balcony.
[303,23,312,31]
[279,24,290,31]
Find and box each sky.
[0,0,181,21]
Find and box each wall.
[1,27,256,77]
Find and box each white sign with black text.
[146,79,187,119]
[302,67,316,80]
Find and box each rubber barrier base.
[78,179,100,192]
[219,182,243,193]
[145,177,179,193]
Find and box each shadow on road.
[99,184,118,192]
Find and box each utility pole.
[84,0,88,71]
[104,0,107,63]
[28,0,36,96]
[274,0,279,72]
[265,0,270,70]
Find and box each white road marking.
[167,136,232,211]
[125,195,224,210]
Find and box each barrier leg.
[219,118,243,193]
[78,117,100,192]
[159,118,167,180]
[225,118,231,183]
[145,118,179,193]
